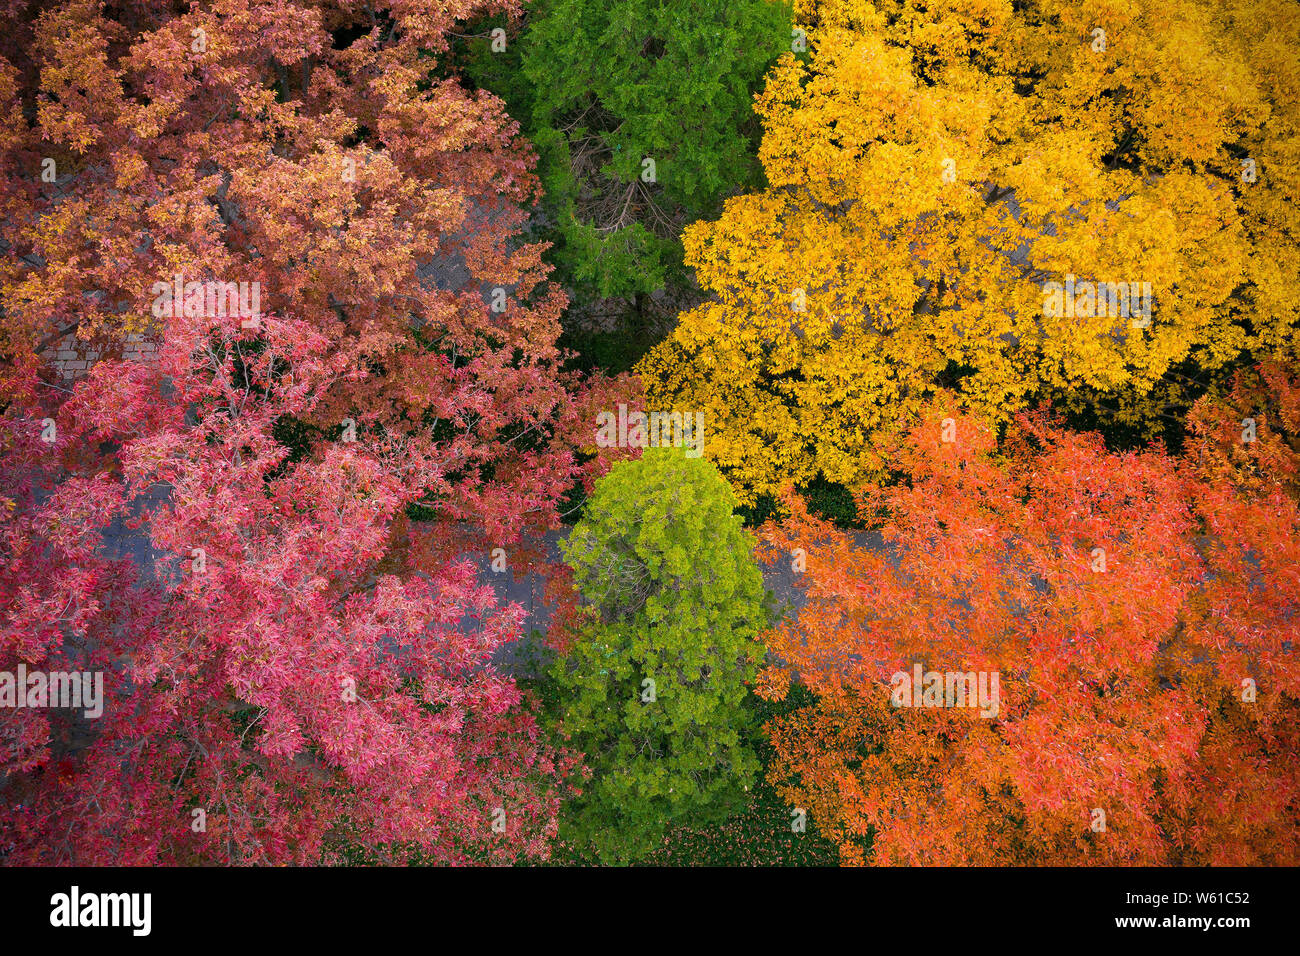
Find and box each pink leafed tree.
[1,0,630,864]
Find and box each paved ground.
[94,462,842,674]
[101,498,874,678]
[466,524,882,676]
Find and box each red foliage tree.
[0,0,628,863]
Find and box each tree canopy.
[639,0,1300,504]
[552,446,769,862]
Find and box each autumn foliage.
[0,0,1296,871]
[640,0,1300,504]
[0,0,628,863]
[756,404,1300,865]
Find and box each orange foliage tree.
[756,404,1299,865]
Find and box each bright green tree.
[552,446,770,862]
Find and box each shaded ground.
[469,525,881,676]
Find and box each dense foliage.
[1,0,1296,868]
[639,0,1300,504]
[456,0,791,303]
[0,0,626,864]
[551,447,769,862]
[757,399,1300,864]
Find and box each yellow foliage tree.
[639,0,1300,504]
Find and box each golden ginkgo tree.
[639,0,1300,504]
